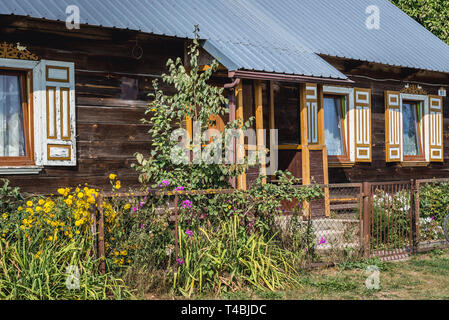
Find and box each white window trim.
[323,86,355,162]
[0,58,40,175]
[400,93,429,162]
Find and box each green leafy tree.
[391,0,449,44]
[133,27,252,190]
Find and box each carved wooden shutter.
[306,84,318,144]
[385,91,402,162]
[428,95,443,161]
[354,88,372,162]
[34,60,76,166]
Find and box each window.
[0,70,33,165]
[0,54,77,173]
[402,101,424,160]
[385,91,443,163]
[324,94,349,161]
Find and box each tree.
[391,0,449,44]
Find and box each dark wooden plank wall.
[0,17,185,193]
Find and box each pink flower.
[182,200,192,209]
[185,229,193,236]
[175,186,184,191]
[176,258,184,265]
[318,237,326,246]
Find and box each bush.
[0,180,132,300]
[419,182,449,226]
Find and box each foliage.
[0,181,132,300]
[133,26,253,190]
[419,182,449,226]
[0,179,23,214]
[419,216,444,241]
[391,0,449,45]
[370,189,411,248]
[174,215,302,296]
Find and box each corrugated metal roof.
[1,0,449,76]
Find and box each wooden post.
[410,179,417,254]
[97,193,106,274]
[254,80,267,184]
[300,83,310,217]
[362,182,371,258]
[228,91,237,189]
[236,81,246,190]
[174,193,179,270]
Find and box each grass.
[146,249,449,300]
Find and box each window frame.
[401,99,425,162]
[0,68,34,167]
[323,93,351,164]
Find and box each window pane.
[274,82,300,145]
[324,96,345,156]
[402,102,420,156]
[0,74,26,157]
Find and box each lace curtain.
[0,74,26,157]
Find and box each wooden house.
[1,0,449,196]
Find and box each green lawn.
[171,249,449,300]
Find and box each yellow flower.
[48,236,53,241]
[57,188,65,195]
[26,201,33,207]
[120,250,127,256]
[38,199,45,205]
[2,213,7,219]
[124,204,131,210]
[17,206,23,211]
[109,173,117,180]
[115,181,121,190]
[77,192,84,199]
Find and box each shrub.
[0,181,132,300]
[419,182,449,226]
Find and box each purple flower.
[431,216,435,220]
[318,237,326,246]
[139,201,145,208]
[298,202,302,208]
[133,207,138,212]
[176,258,184,265]
[161,180,170,187]
[185,229,193,237]
[182,200,192,209]
[175,186,184,191]
[304,248,308,253]
[140,224,143,229]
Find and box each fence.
[91,179,449,273]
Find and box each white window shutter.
[385,91,402,162]
[33,60,76,166]
[306,84,318,144]
[428,95,443,162]
[354,88,371,162]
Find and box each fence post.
[362,182,371,258]
[410,179,418,254]
[174,193,179,270]
[97,193,106,274]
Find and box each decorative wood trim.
[46,65,70,83]
[385,91,402,162]
[60,87,71,140]
[46,86,57,139]
[0,42,39,61]
[400,84,427,95]
[300,83,310,217]
[428,95,443,162]
[47,144,71,161]
[354,88,372,162]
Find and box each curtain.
[324,97,344,156]
[0,74,26,157]
[402,102,420,156]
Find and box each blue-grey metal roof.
[1,0,449,77]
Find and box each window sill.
[0,166,43,175]
[328,162,355,168]
[397,162,429,168]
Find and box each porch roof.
[2,0,449,78]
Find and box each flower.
[26,201,33,207]
[115,180,121,190]
[133,207,138,212]
[109,173,117,180]
[124,203,131,210]
[175,186,184,191]
[318,237,326,246]
[176,258,184,265]
[185,229,193,236]
[160,180,170,187]
[182,200,192,209]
